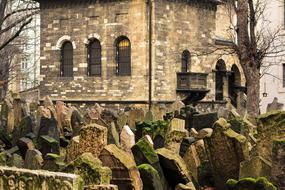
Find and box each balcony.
[176,72,209,104]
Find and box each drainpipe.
[147,0,153,110]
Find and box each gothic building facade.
[36,0,246,110]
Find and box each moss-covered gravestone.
[156,148,193,189]
[256,111,285,162]
[99,144,143,190]
[226,177,277,190]
[204,118,249,190]
[131,137,169,190]
[63,153,112,186]
[138,164,163,190]
[239,156,271,179]
[39,135,60,156]
[271,139,285,189]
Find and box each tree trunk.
[244,63,260,119]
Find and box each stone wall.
[39,0,149,102]
[38,0,246,107]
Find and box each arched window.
[88,39,101,76]
[61,41,73,77]
[116,36,131,76]
[181,50,190,72]
[228,64,241,108]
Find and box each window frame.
[60,41,74,77]
[115,36,131,76]
[181,50,190,73]
[87,39,102,77]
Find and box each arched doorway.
[215,59,226,101]
[228,64,241,107]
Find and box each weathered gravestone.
[226,177,277,190]
[120,125,135,153]
[66,124,107,162]
[189,112,218,131]
[256,111,285,162]
[99,144,143,190]
[266,97,284,113]
[128,108,145,130]
[0,166,83,189]
[271,139,285,190]
[63,153,112,186]
[204,118,249,190]
[24,149,44,170]
[165,118,188,154]
[16,137,35,158]
[84,185,118,190]
[156,148,193,189]
[39,135,60,156]
[131,138,169,190]
[138,164,163,190]
[239,156,271,179]
[12,116,33,146]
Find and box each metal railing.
[177,72,208,90]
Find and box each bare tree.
[0,0,39,98]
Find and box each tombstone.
[190,128,213,139]
[99,144,143,190]
[256,111,285,161]
[165,118,188,154]
[138,164,164,190]
[128,108,145,130]
[189,112,218,131]
[109,122,120,146]
[37,114,60,144]
[156,148,192,189]
[179,137,196,157]
[153,135,165,150]
[204,118,249,190]
[271,139,285,189]
[86,107,101,122]
[39,135,60,156]
[239,156,271,179]
[24,149,44,170]
[117,113,128,132]
[182,144,200,181]
[171,100,185,114]
[16,137,35,158]
[66,136,80,163]
[226,177,277,190]
[12,116,33,146]
[131,138,169,190]
[71,109,84,136]
[197,160,215,189]
[175,183,196,190]
[63,152,112,186]
[267,97,284,112]
[120,125,135,153]
[67,123,108,162]
[0,166,83,189]
[144,111,154,121]
[42,153,65,172]
[7,153,24,168]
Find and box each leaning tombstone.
[271,139,285,189]
[24,149,44,170]
[120,125,135,153]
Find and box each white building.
[260,0,285,113]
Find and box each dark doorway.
[228,64,241,108]
[215,59,226,101]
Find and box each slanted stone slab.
[12,116,33,145]
[138,164,163,190]
[156,148,192,189]
[271,139,285,189]
[99,144,143,190]
[131,138,168,189]
[239,156,271,179]
[39,135,60,156]
[189,112,218,131]
[204,118,249,190]
[120,125,135,153]
[24,149,43,170]
[16,137,35,158]
[256,111,285,162]
[63,153,111,186]
[66,136,80,163]
[0,166,83,189]
[165,118,188,154]
[128,108,145,130]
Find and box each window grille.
[116,37,131,76]
[88,39,101,76]
[61,41,73,77]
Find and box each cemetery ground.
[0,94,284,190]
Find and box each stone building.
[35,0,246,110]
